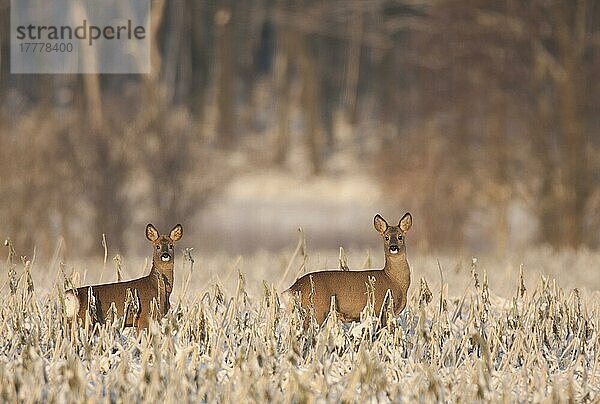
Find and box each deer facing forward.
[286,213,412,325]
[65,224,183,330]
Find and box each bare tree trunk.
[556,0,589,247]
[296,35,322,175]
[274,29,291,165]
[190,1,211,120]
[530,74,558,247]
[216,6,235,148]
[163,0,188,102]
[148,0,166,82]
[343,8,363,127]
[86,134,128,254]
[490,92,510,254]
[72,0,103,132]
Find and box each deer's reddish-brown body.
[287,213,412,325]
[65,224,183,330]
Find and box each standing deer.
[286,213,412,325]
[65,224,183,330]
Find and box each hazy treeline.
[0,0,599,257]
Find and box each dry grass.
[0,245,599,402]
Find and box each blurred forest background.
[1,0,599,259]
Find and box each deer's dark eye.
[156,245,160,250]
[398,235,403,240]
[169,244,173,249]
[385,236,390,241]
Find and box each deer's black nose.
[160,252,171,262]
[389,245,399,254]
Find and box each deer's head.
[374,213,412,257]
[146,224,183,269]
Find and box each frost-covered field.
[1,247,599,402]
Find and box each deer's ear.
[170,224,183,242]
[374,214,388,234]
[399,213,412,233]
[146,224,160,242]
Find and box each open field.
[0,246,599,402]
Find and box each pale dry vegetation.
[0,244,598,402]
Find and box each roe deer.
[286,213,412,325]
[65,224,183,330]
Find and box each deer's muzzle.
[389,245,399,254]
[160,252,171,262]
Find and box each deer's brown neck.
[383,252,411,291]
[150,261,174,294]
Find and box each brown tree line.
[0,0,598,257]
[384,0,600,250]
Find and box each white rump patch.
[64,291,80,318]
[279,289,292,309]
